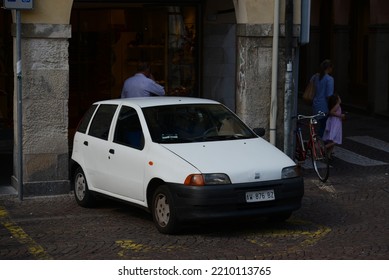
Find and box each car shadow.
[84,195,304,236]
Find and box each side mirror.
[253,128,265,137]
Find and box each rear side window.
[114,106,144,150]
[88,104,118,140]
[77,104,98,134]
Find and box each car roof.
[95,96,220,108]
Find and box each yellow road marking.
[116,240,151,258]
[116,239,186,258]
[0,206,52,260]
[246,218,331,258]
[115,219,331,258]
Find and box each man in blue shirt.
[121,62,165,98]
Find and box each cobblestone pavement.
[0,110,388,260]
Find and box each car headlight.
[281,166,302,179]
[184,173,231,186]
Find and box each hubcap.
[75,173,86,201]
[155,194,170,227]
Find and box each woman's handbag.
[303,74,317,105]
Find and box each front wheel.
[151,185,179,234]
[310,137,329,182]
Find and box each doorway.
[69,4,200,141]
[0,9,13,187]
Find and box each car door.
[82,104,118,191]
[107,105,146,202]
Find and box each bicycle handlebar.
[295,111,326,120]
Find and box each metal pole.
[284,61,293,158]
[270,0,280,146]
[283,0,294,158]
[16,10,23,201]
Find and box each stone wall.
[12,24,71,196]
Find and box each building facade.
[0,0,388,196]
[300,0,389,116]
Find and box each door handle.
[109,149,115,154]
[83,141,88,146]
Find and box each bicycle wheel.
[310,136,329,182]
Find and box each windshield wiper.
[198,134,252,141]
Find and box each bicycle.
[294,111,329,182]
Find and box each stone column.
[12,24,71,196]
[233,0,301,148]
[235,24,300,146]
[236,24,279,133]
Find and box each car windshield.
[143,104,257,143]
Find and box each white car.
[71,97,304,233]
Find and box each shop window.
[122,6,198,96]
[167,6,197,96]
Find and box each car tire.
[73,167,95,208]
[151,185,179,234]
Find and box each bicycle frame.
[295,114,319,161]
[307,118,318,157]
[294,112,329,182]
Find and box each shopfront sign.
[3,0,33,10]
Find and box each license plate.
[246,190,275,203]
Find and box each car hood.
[161,138,295,183]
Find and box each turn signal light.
[184,174,205,186]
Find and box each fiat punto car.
[71,97,304,233]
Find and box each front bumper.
[168,177,304,221]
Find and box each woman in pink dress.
[322,94,345,158]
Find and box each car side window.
[77,104,98,134]
[114,106,144,150]
[88,104,118,140]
